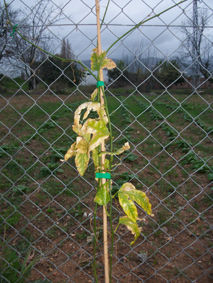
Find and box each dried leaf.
[74,102,108,129]
[89,129,110,152]
[122,142,130,151]
[104,58,116,70]
[64,142,76,161]
[100,142,130,156]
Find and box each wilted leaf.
[119,216,142,245]
[91,88,98,101]
[76,137,88,154]
[122,142,130,151]
[89,129,110,152]
[74,102,98,128]
[92,148,99,169]
[94,183,110,205]
[74,102,108,129]
[87,119,107,134]
[64,142,76,161]
[119,182,152,215]
[118,188,138,222]
[72,124,82,136]
[104,58,116,70]
[75,152,89,176]
[100,142,130,156]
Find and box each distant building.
[81,70,109,85]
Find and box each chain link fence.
[0,0,213,282]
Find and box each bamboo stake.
[95,1,109,282]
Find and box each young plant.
[62,2,153,281]
[63,51,152,282]
[4,0,187,282]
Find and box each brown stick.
[95,1,109,283]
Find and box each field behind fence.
[0,0,213,282]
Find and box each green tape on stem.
[96,81,104,88]
[10,24,18,39]
[95,172,111,179]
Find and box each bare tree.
[0,1,19,64]
[179,3,213,82]
[7,0,65,89]
[126,40,161,91]
[60,38,73,60]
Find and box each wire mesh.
[0,0,213,282]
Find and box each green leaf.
[119,216,142,246]
[91,88,98,101]
[91,48,116,71]
[75,152,89,176]
[94,183,110,206]
[91,49,107,71]
[87,119,109,134]
[104,159,110,171]
[208,172,213,181]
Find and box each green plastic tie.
[96,81,104,88]
[10,24,18,40]
[95,172,111,179]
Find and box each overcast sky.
[5,0,213,61]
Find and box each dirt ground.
[0,93,213,283]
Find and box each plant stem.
[102,88,114,283]
[100,0,110,28]
[93,202,99,283]
[95,1,110,283]
[106,0,187,54]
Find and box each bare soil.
[0,93,212,283]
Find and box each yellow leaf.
[104,159,110,171]
[119,182,152,216]
[76,137,88,154]
[119,216,142,246]
[118,189,138,222]
[89,130,110,152]
[92,148,99,169]
[75,152,89,176]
